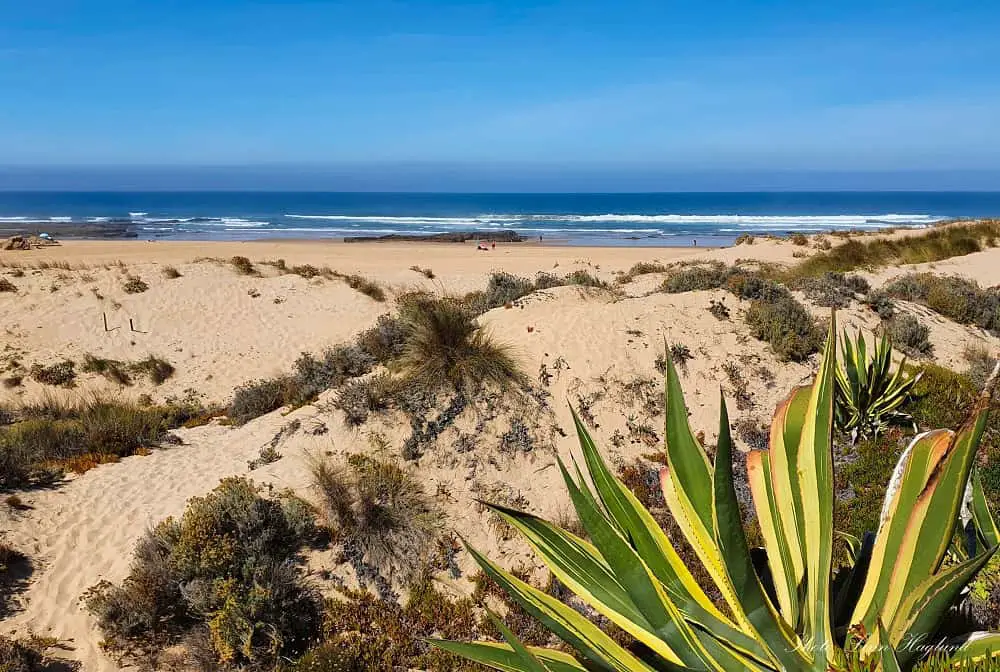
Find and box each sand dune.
[3,234,1000,670]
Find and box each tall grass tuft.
[398,295,525,394]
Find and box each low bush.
[122,275,149,293]
[884,272,1000,332]
[835,434,902,540]
[562,269,607,288]
[790,233,808,246]
[965,343,998,392]
[29,360,76,387]
[0,278,17,293]
[745,293,824,362]
[131,355,175,385]
[334,373,395,427]
[356,314,408,363]
[291,346,375,403]
[479,271,535,311]
[661,262,730,293]
[669,343,693,370]
[793,271,869,308]
[884,314,932,358]
[865,290,896,320]
[230,255,257,275]
[311,454,442,583]
[409,265,435,279]
[86,477,319,668]
[162,266,182,279]
[82,354,133,385]
[228,377,291,425]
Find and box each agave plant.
[432,318,1000,671]
[835,329,921,443]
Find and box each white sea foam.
[129,212,148,217]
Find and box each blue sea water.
[1,191,999,246]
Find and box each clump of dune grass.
[161,265,181,279]
[82,354,175,386]
[230,255,257,275]
[81,354,133,386]
[131,355,175,385]
[122,275,149,293]
[789,219,1000,278]
[398,295,525,395]
[310,453,442,583]
[883,314,933,358]
[356,314,409,363]
[335,272,385,301]
[0,396,184,487]
[790,233,809,246]
[409,265,435,279]
[0,278,17,293]
[619,261,669,283]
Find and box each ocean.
[1,191,999,246]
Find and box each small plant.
[0,278,17,293]
[228,377,289,425]
[965,343,999,392]
[230,255,257,275]
[3,375,23,388]
[669,343,693,371]
[745,291,824,361]
[131,355,175,384]
[399,295,525,395]
[162,265,182,279]
[29,360,76,387]
[410,265,435,279]
[620,261,668,282]
[122,275,149,293]
[336,272,385,301]
[334,372,395,426]
[708,298,730,320]
[790,232,808,245]
[356,314,408,363]
[794,271,869,308]
[662,262,730,293]
[884,272,1000,333]
[310,454,442,583]
[721,361,753,411]
[85,478,319,669]
[835,330,921,442]
[734,233,755,245]
[884,313,933,358]
[865,289,895,320]
[81,354,132,385]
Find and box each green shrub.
[562,269,607,288]
[86,477,320,668]
[834,434,902,540]
[793,271,869,308]
[29,360,76,387]
[122,275,149,293]
[478,271,535,311]
[661,262,729,293]
[745,293,823,361]
[356,315,408,363]
[865,290,896,320]
[228,377,290,425]
[884,273,1000,331]
[884,314,932,357]
[291,345,375,402]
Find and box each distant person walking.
[693,239,697,246]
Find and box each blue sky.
[2,1,1000,189]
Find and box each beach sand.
[2,231,999,670]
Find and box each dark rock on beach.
[344,230,522,243]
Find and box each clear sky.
[2,1,1000,189]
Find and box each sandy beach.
[3,227,1000,670]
